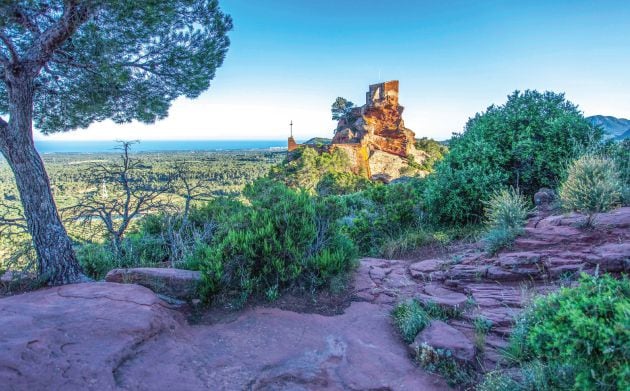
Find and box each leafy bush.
[336,178,426,256]
[425,90,600,225]
[414,137,448,172]
[392,300,431,343]
[507,273,630,390]
[316,171,373,196]
[473,315,494,351]
[76,233,167,280]
[483,188,531,254]
[560,155,622,225]
[189,179,357,306]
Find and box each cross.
[290,120,293,137]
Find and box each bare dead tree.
[171,160,216,221]
[63,141,173,256]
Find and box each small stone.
[410,320,475,364]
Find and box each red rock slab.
[0,282,448,391]
[115,301,449,391]
[0,283,181,391]
[418,284,468,309]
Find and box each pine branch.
[25,1,94,71]
[0,31,19,63]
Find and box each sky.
[38,0,630,142]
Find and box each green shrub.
[316,171,373,196]
[474,315,493,351]
[415,342,477,387]
[483,188,531,254]
[76,234,167,280]
[191,179,357,305]
[507,273,630,390]
[414,137,448,172]
[485,188,530,230]
[425,90,600,225]
[76,243,117,280]
[610,139,630,205]
[392,300,431,343]
[338,178,426,256]
[270,147,358,193]
[560,155,622,225]
[483,227,520,256]
[477,371,521,391]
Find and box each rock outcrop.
[290,81,428,182]
[352,207,630,372]
[105,267,201,300]
[0,284,448,390]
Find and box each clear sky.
[39,0,630,142]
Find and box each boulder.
[409,320,475,364]
[534,188,555,207]
[105,267,201,300]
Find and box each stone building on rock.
[288,81,428,182]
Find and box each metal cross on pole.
[290,120,293,137]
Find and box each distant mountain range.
[587,115,630,141]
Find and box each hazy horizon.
[36,0,630,142]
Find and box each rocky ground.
[0,208,628,390]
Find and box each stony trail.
[1,207,628,390]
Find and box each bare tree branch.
[62,141,174,253]
[0,199,28,237]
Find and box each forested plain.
[0,149,284,270]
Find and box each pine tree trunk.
[0,74,83,285]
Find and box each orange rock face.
[289,81,427,182]
[332,80,427,181]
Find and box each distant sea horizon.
[34,140,289,154]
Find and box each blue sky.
[41,0,630,141]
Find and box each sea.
[34,140,288,154]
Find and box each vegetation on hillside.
[424,90,600,225]
[2,88,628,388]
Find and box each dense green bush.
[425,90,600,224]
[483,188,531,254]
[414,137,448,172]
[560,155,622,225]
[506,274,630,390]
[188,179,357,305]
[316,171,373,196]
[76,233,166,280]
[335,178,426,256]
